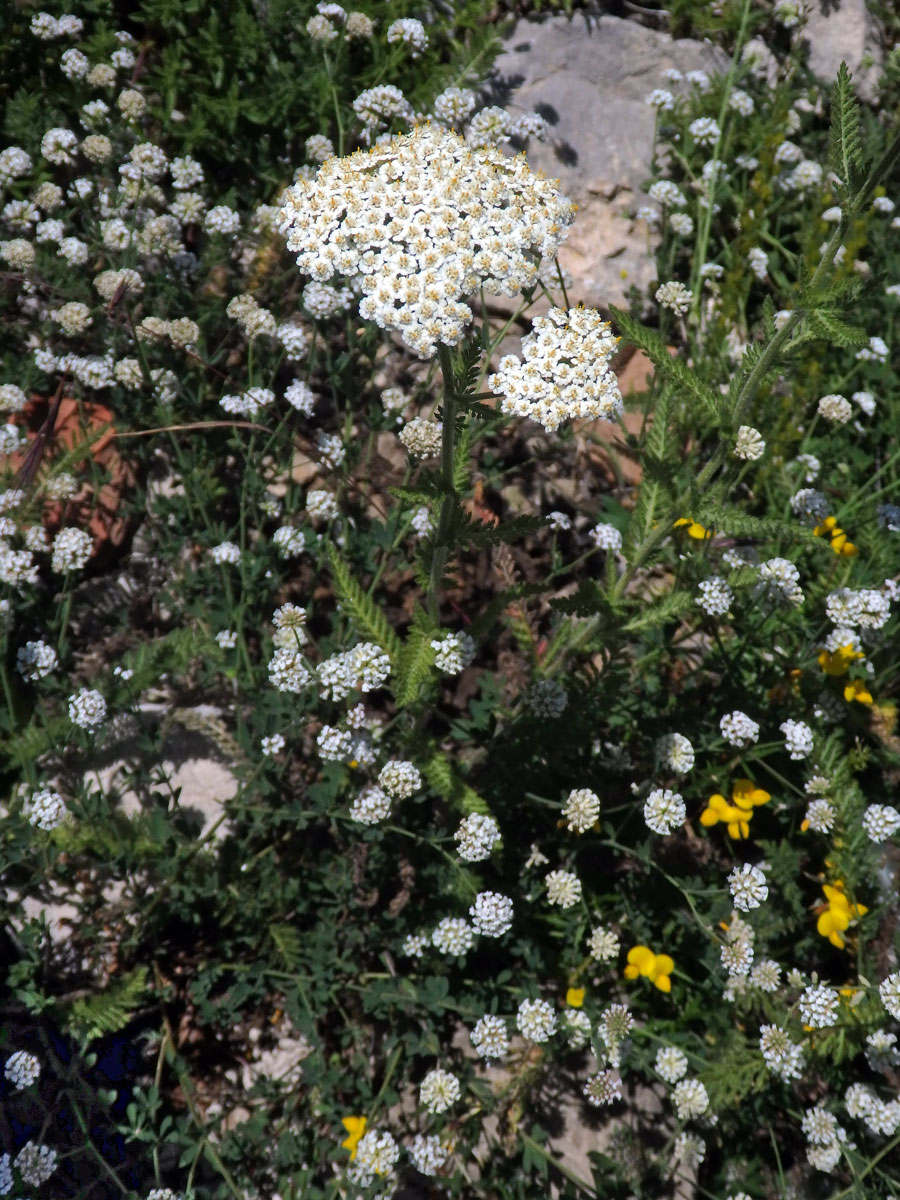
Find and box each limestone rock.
[803,0,883,101]
[492,13,727,308]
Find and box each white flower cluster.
[780,718,814,759]
[278,124,574,358]
[825,587,891,630]
[408,1134,448,1175]
[27,787,67,831]
[470,1013,509,1059]
[516,997,556,1042]
[562,788,600,833]
[317,643,391,699]
[431,631,475,674]
[862,804,900,842]
[489,306,622,433]
[696,575,733,617]
[469,891,514,936]
[720,710,759,747]
[16,640,58,681]
[545,869,582,908]
[818,393,852,423]
[399,417,442,457]
[759,1024,804,1081]
[349,785,391,824]
[583,1070,623,1107]
[799,984,839,1028]
[356,1129,399,1177]
[674,1078,709,1120]
[386,17,427,56]
[51,527,92,573]
[880,971,900,1019]
[454,812,501,861]
[589,924,621,962]
[845,1083,900,1136]
[4,1050,41,1089]
[655,280,691,315]
[734,425,765,460]
[728,863,768,911]
[757,557,804,607]
[591,522,622,551]
[431,916,473,955]
[68,688,107,729]
[15,1142,58,1186]
[377,760,421,799]
[643,787,686,834]
[656,732,694,774]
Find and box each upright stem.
[427,344,459,623]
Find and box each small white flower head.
[349,785,391,824]
[862,804,900,843]
[545,869,582,908]
[696,576,733,617]
[268,647,311,694]
[790,488,828,523]
[4,1050,41,1089]
[583,1070,623,1107]
[563,1007,592,1049]
[818,393,852,423]
[655,280,691,316]
[489,307,622,433]
[355,1129,399,1176]
[402,932,427,958]
[720,711,759,747]
[856,335,889,363]
[419,1067,460,1114]
[210,541,241,565]
[407,1134,448,1176]
[470,1013,509,1059]
[747,246,768,280]
[781,718,814,760]
[16,640,58,681]
[674,1078,709,1120]
[386,16,427,55]
[549,511,571,532]
[27,786,67,830]
[431,917,473,956]
[525,678,567,718]
[656,733,694,774]
[750,959,781,992]
[688,117,720,145]
[307,489,339,521]
[758,557,804,607]
[852,390,876,417]
[68,688,107,730]
[454,812,501,861]
[643,787,686,835]
[728,863,768,911]
[469,890,514,937]
[563,788,600,834]
[686,69,711,91]
[646,88,675,110]
[589,925,621,962]
[804,798,835,833]
[204,205,240,236]
[16,1141,58,1185]
[516,997,557,1042]
[879,971,900,1020]
[799,984,839,1028]
[669,212,694,237]
[433,86,477,126]
[734,425,765,461]
[431,631,475,674]
[399,417,443,458]
[729,88,754,115]
[759,1024,804,1081]
[377,760,421,800]
[261,734,285,757]
[655,1045,688,1083]
[215,630,237,650]
[591,522,622,551]
[51,527,93,573]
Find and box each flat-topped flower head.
[278,124,575,358]
[488,307,621,433]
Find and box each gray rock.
[803,0,883,100]
[492,13,727,308]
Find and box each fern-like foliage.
[67,968,148,1042]
[828,63,868,198]
[453,338,484,397]
[393,606,438,707]
[326,544,402,662]
[270,923,302,971]
[610,305,723,424]
[423,749,491,816]
[804,308,869,349]
[623,590,694,633]
[448,510,544,550]
[694,504,827,547]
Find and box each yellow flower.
[699,779,770,839]
[817,643,863,676]
[814,881,868,949]
[813,514,858,556]
[624,945,674,993]
[674,517,712,540]
[844,678,873,705]
[566,986,586,1008]
[341,1115,367,1160]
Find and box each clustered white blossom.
[696,576,733,617]
[317,643,391,699]
[757,557,804,607]
[720,710,759,747]
[588,924,621,962]
[377,760,421,799]
[656,732,694,774]
[825,587,891,630]
[454,812,502,861]
[516,997,557,1042]
[27,787,67,831]
[728,863,768,911]
[4,1050,41,1089]
[583,1070,623,1106]
[469,891,514,937]
[780,718,814,760]
[545,869,582,908]
[470,1013,509,1059]
[799,984,839,1028]
[674,1078,709,1120]
[655,280,691,315]
[489,307,622,433]
[734,425,765,460]
[16,640,58,681]
[591,522,622,551]
[278,124,574,359]
[862,804,900,842]
[15,1142,58,1186]
[68,688,107,729]
[562,788,600,833]
[399,417,442,457]
[643,787,686,834]
[51,527,93,573]
[408,1134,448,1175]
[431,631,475,674]
[818,393,852,423]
